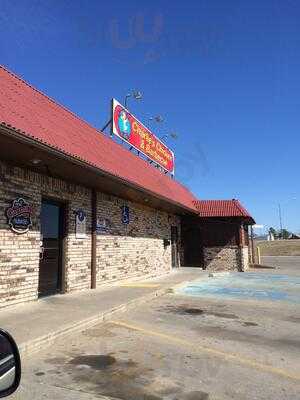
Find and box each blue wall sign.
[97,218,111,233]
[121,205,130,225]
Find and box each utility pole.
[125,90,142,109]
[278,203,283,239]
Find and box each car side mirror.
[0,329,21,398]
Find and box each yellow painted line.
[111,320,300,382]
[119,283,160,288]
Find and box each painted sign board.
[6,198,33,234]
[112,99,175,174]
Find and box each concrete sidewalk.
[1,268,201,357]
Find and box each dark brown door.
[38,199,64,297]
[182,224,203,267]
[171,226,179,268]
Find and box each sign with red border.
[112,99,175,174]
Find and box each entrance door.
[38,199,64,297]
[182,224,203,267]
[171,226,179,268]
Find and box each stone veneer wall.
[203,246,250,272]
[96,192,180,284]
[241,246,249,271]
[0,161,179,309]
[203,246,241,271]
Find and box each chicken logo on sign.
[118,110,131,140]
[6,198,33,234]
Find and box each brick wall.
[0,161,180,309]
[0,161,92,308]
[95,192,180,284]
[241,247,249,270]
[0,163,41,308]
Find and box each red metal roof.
[193,199,255,222]
[0,65,198,212]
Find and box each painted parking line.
[111,320,300,382]
[118,283,160,288]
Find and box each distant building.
[267,232,275,241]
[288,233,300,240]
[255,235,269,241]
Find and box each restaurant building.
[0,66,254,309]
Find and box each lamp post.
[160,132,178,141]
[277,197,296,239]
[278,203,283,237]
[149,115,164,123]
[124,90,142,109]
[148,115,164,135]
[102,90,142,133]
[148,115,178,142]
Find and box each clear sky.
[1,0,299,233]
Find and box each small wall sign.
[96,218,111,233]
[75,209,87,239]
[6,198,33,234]
[121,205,130,225]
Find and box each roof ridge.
[0,64,104,136]
[232,199,248,215]
[193,199,235,203]
[192,200,254,222]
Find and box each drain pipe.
[91,189,97,289]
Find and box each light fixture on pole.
[149,115,164,123]
[278,203,283,236]
[161,132,178,141]
[277,197,296,239]
[124,90,142,109]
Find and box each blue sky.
[1,0,299,232]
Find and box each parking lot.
[12,257,300,400]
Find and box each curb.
[249,263,276,269]
[19,280,191,358]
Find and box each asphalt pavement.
[1,268,201,356]
[9,257,300,400]
[262,256,300,275]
